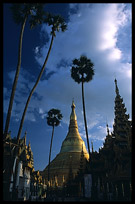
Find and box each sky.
[3,3,132,171]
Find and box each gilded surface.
[42,101,89,186]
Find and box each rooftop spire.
[114,78,119,95]
[106,124,110,136]
[113,78,131,143]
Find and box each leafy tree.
[4,3,45,139]
[16,13,67,143]
[71,55,94,160]
[46,108,63,184]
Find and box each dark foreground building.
[3,132,45,201]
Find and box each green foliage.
[10,4,67,33]
[10,3,45,28]
[46,109,63,127]
[44,12,67,36]
[28,4,46,29]
[71,55,94,84]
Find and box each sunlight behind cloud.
[100,24,117,50]
[108,48,122,60]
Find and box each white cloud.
[108,48,122,60]
[119,62,132,78]
[35,4,131,77]
[35,46,40,54]
[39,108,44,114]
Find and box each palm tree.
[4,4,45,140]
[46,108,63,185]
[71,55,94,160]
[16,13,67,143]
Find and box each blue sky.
[3,3,132,171]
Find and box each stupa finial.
[70,99,77,120]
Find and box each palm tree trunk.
[81,81,91,160]
[4,15,28,140]
[17,34,54,143]
[48,125,54,184]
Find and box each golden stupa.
[42,101,89,187]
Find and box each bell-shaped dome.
[42,100,89,186]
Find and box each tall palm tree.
[71,55,94,160]
[16,13,67,143]
[4,4,45,140]
[46,108,63,185]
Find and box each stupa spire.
[60,100,89,157]
[70,99,77,121]
[68,100,78,132]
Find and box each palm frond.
[44,13,67,36]
[46,109,63,127]
[71,56,94,83]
